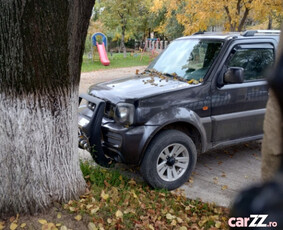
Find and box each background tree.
[0,0,94,216]
[151,4,185,40]
[152,0,283,35]
[96,0,141,57]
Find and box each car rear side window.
[227,46,274,82]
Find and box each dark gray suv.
[78,30,280,190]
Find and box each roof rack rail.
[193,31,205,35]
[242,30,281,37]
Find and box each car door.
[210,42,276,144]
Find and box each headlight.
[87,102,96,111]
[78,116,90,127]
[114,103,135,125]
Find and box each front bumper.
[101,121,158,164]
[78,93,158,165]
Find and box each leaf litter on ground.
[0,161,230,230]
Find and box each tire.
[140,130,197,190]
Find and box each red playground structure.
[92,32,110,66]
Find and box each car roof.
[175,30,280,42]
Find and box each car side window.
[227,46,274,82]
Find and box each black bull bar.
[78,93,112,167]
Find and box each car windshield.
[147,39,223,81]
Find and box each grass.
[81,52,152,72]
[70,162,229,229]
[0,162,230,230]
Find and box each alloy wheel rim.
[156,143,190,182]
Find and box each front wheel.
[140,130,197,190]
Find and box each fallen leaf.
[171,220,177,226]
[88,222,98,230]
[198,217,209,227]
[100,190,109,200]
[215,221,222,228]
[148,224,154,230]
[69,207,76,212]
[177,217,183,223]
[57,213,62,219]
[131,190,138,199]
[179,227,187,230]
[221,185,228,190]
[9,217,15,223]
[166,213,175,220]
[107,218,112,224]
[86,204,93,210]
[115,210,123,219]
[0,222,5,230]
[74,215,82,221]
[15,214,19,223]
[10,223,18,230]
[213,177,219,184]
[20,223,26,228]
[38,219,48,225]
[45,223,56,230]
[128,179,136,186]
[60,226,68,230]
[90,207,99,214]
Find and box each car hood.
[88,74,199,104]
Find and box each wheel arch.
[139,120,207,165]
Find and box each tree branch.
[224,6,234,31]
[117,10,123,19]
[238,7,250,31]
[237,0,241,15]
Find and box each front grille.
[104,101,115,119]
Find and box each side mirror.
[224,67,244,84]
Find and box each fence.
[144,39,170,53]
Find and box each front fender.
[144,107,208,153]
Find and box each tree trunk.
[121,25,127,58]
[268,14,273,29]
[0,0,94,216]
[261,24,283,181]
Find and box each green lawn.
[81,52,153,72]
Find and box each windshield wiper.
[163,72,175,78]
[143,69,152,73]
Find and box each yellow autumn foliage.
[152,0,282,35]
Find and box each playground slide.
[96,42,110,66]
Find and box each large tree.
[0,0,94,216]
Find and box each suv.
[78,30,280,190]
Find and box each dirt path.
[79,66,147,94]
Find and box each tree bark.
[0,0,94,216]
[121,25,127,58]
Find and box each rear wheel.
[140,130,197,190]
